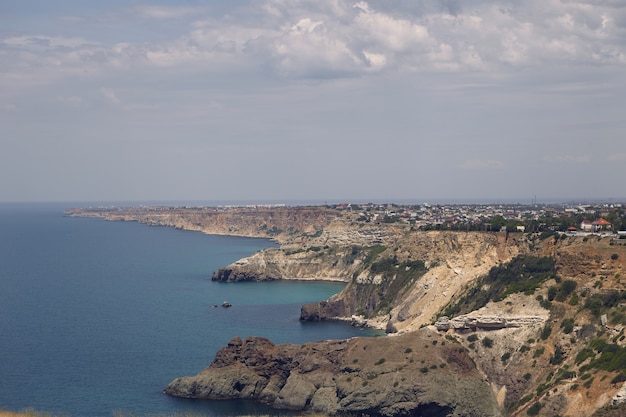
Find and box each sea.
[0,203,379,417]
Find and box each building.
[592,218,612,232]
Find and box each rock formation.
[164,330,502,417]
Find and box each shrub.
[611,373,626,384]
[467,334,478,342]
[547,286,557,301]
[523,372,532,380]
[555,280,577,302]
[561,318,575,334]
[405,347,413,353]
[375,358,386,365]
[501,352,511,362]
[612,253,619,260]
[527,402,542,416]
[541,324,552,340]
[550,345,565,365]
[482,337,494,348]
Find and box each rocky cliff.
[66,206,341,243]
[164,330,502,417]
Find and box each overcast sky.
[1,0,625,204]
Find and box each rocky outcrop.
[434,314,546,331]
[165,330,502,417]
[211,247,359,282]
[300,300,347,322]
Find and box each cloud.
[608,152,626,161]
[459,159,504,170]
[3,0,624,84]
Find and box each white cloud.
[353,2,431,52]
[362,50,386,70]
[3,0,626,82]
[608,153,626,161]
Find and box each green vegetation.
[482,337,494,348]
[560,318,575,334]
[552,280,577,302]
[353,247,428,316]
[540,324,552,340]
[583,290,626,317]
[526,402,542,416]
[442,255,556,317]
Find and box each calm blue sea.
[0,204,377,417]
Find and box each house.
[581,218,612,233]
[592,218,612,232]
[580,219,593,232]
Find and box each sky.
[1,0,625,204]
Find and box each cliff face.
[164,330,502,417]
[67,206,341,243]
[320,231,525,333]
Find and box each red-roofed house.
[592,218,612,232]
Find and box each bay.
[0,204,378,417]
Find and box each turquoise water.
[0,204,377,416]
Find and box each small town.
[335,201,626,234]
[83,200,626,236]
